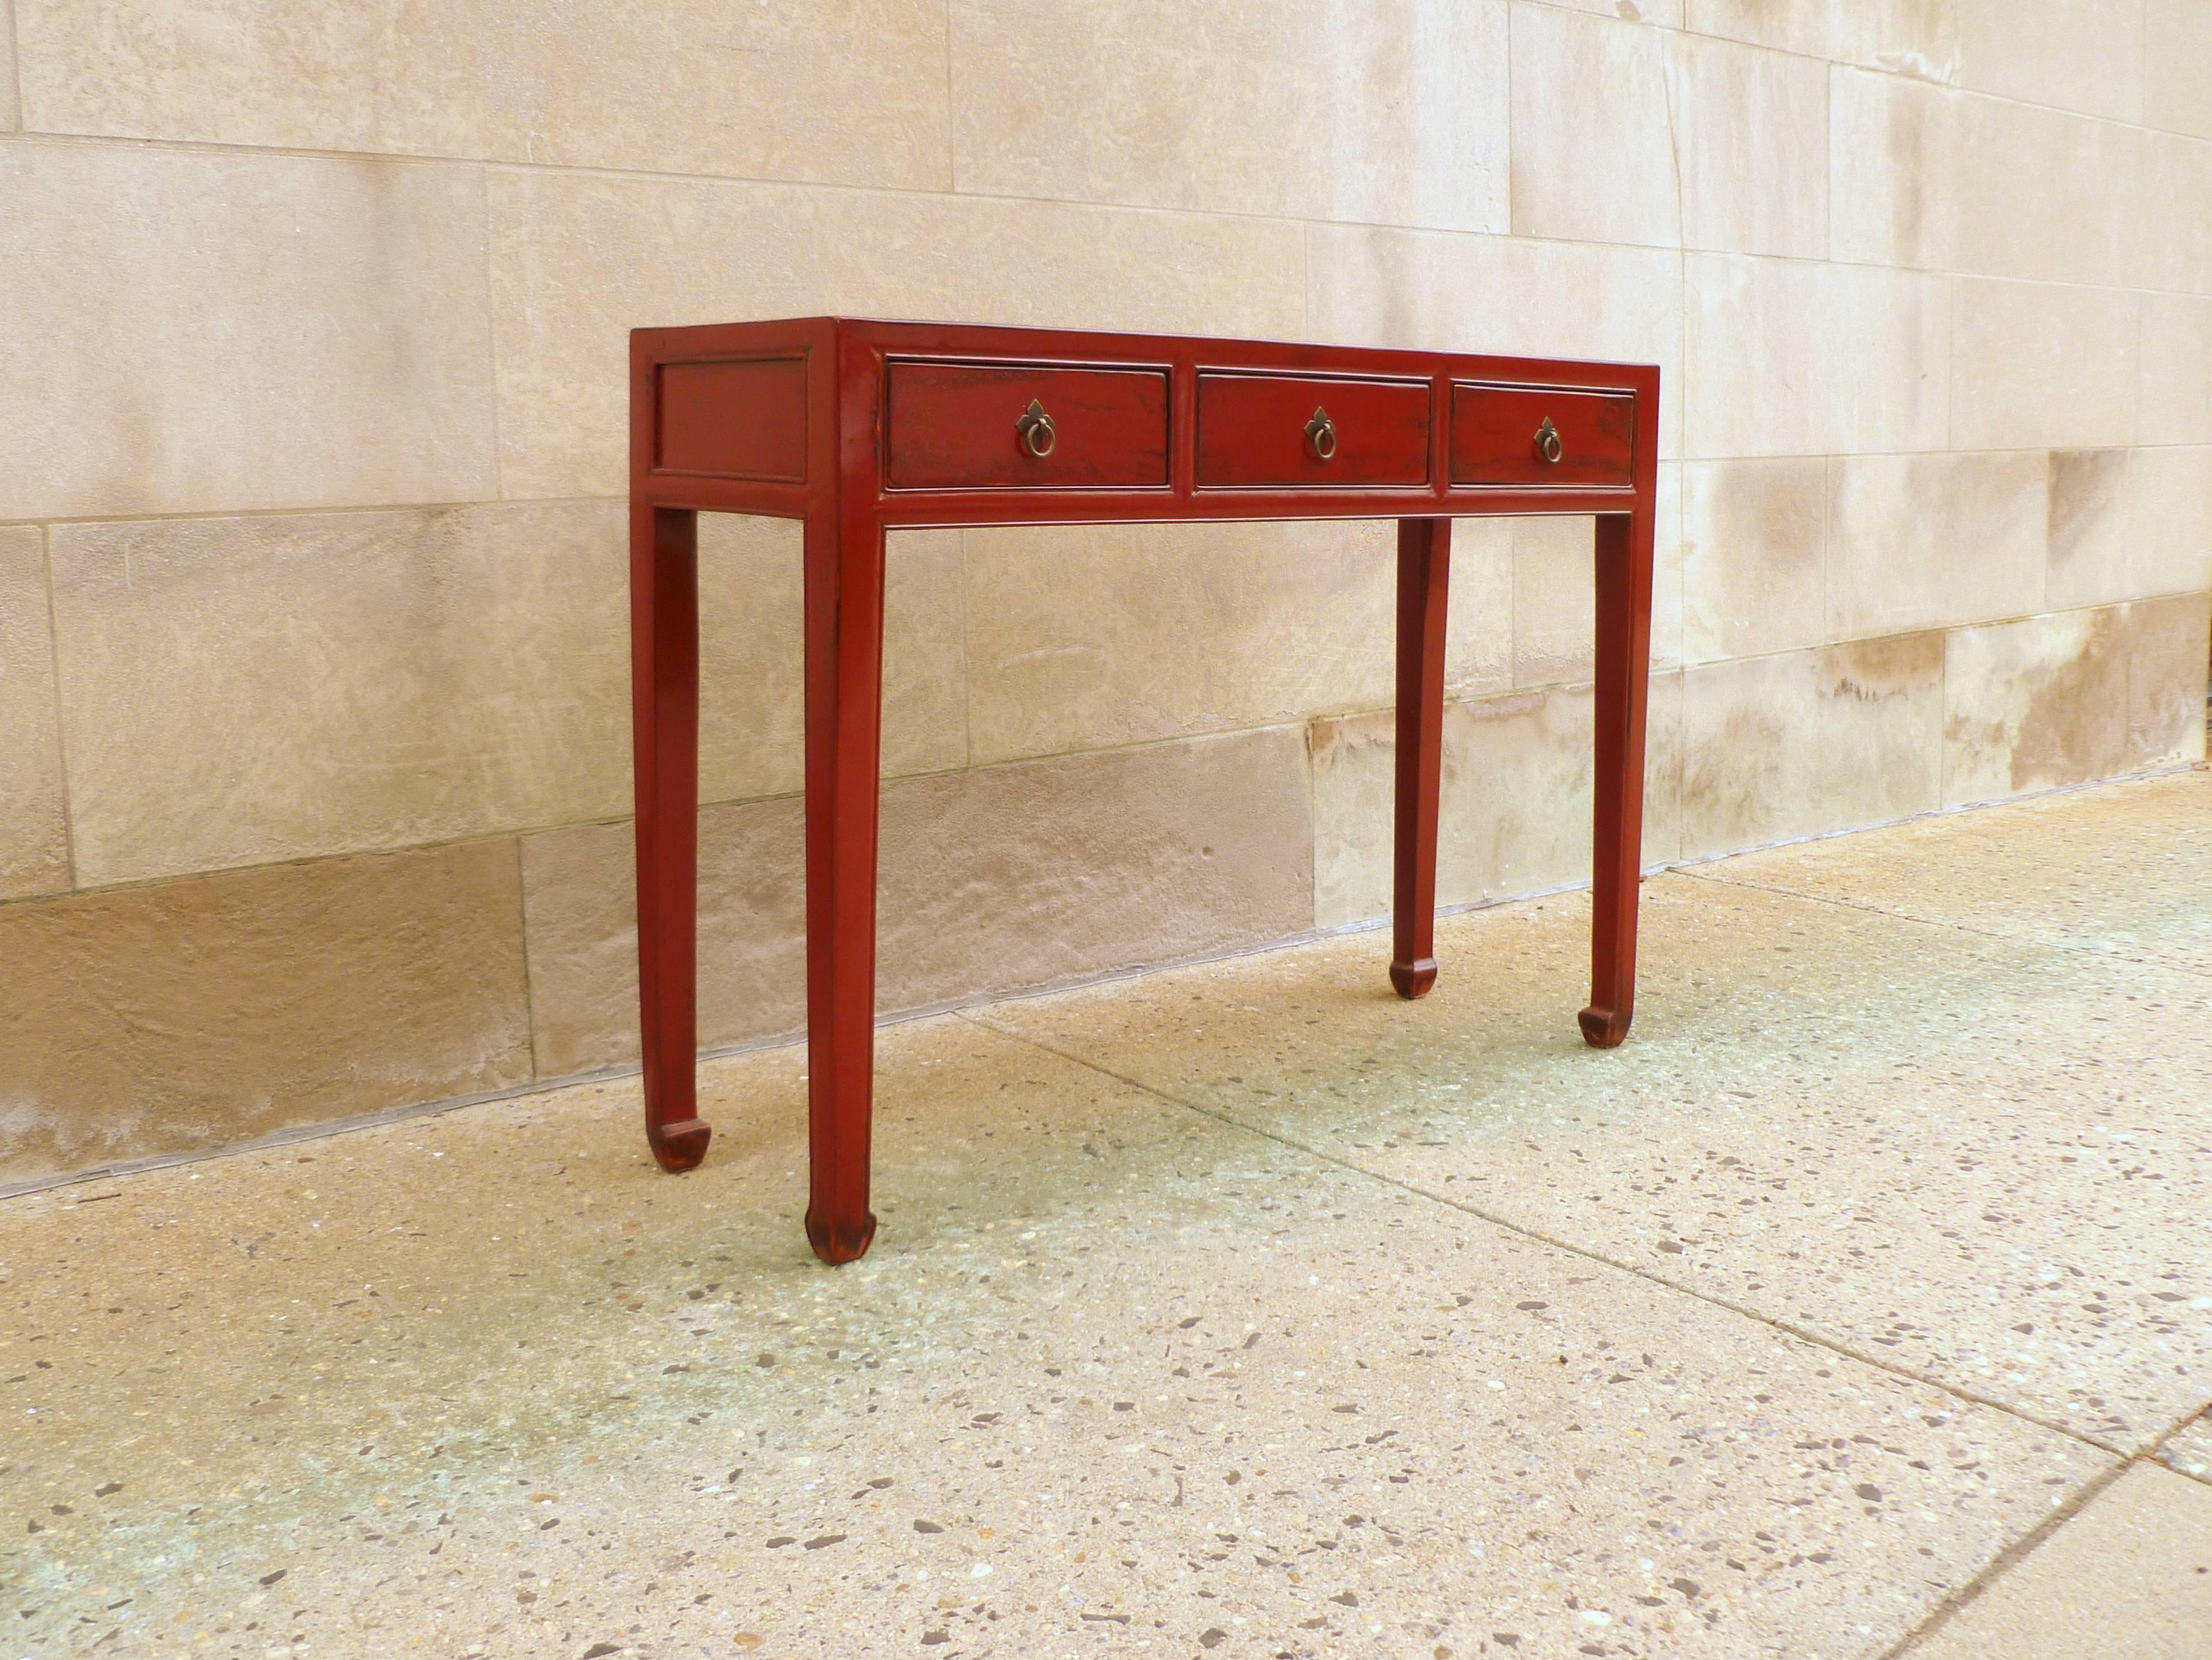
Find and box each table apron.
[633,483,1641,525]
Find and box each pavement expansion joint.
[955,1008,2128,1461]
[1874,1454,2139,1660]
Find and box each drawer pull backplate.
[1015,398,1057,458]
[1304,406,1338,461]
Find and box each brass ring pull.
[1016,398,1056,458]
[1305,406,1338,462]
[1535,416,1563,465]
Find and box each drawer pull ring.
[1014,398,1056,458]
[1305,406,1338,462]
[1535,416,1563,465]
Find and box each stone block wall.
[1,1,2206,1182]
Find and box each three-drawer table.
[629,319,1659,1265]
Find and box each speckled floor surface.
[6,769,2210,1660]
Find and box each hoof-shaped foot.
[1577,1005,1631,1048]
[1389,957,1438,1000]
[648,1116,712,1172]
[806,1209,879,1266]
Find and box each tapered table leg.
[632,502,712,1170]
[1391,517,1451,1000]
[1579,508,1655,1048]
[802,508,887,1265]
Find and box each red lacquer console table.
[630,319,1658,1265]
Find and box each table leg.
[632,502,712,1171]
[1390,517,1451,1000]
[802,509,887,1265]
[1579,508,1655,1048]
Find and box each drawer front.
[1450,384,1635,487]
[1196,373,1430,488]
[886,362,1169,489]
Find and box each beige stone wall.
[1,1,2206,1183]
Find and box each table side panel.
[655,356,811,482]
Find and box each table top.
[635,314,1658,385]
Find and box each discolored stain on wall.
[2123,592,2212,770]
[2046,450,2131,594]
[2007,615,2128,793]
[1941,609,2130,806]
[520,727,1315,1078]
[1683,633,1943,856]
[0,839,532,1182]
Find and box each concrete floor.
[6,768,2211,1660]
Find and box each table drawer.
[886,361,1169,489]
[1196,372,1430,487]
[1451,385,1634,487]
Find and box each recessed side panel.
[886,362,1170,489]
[1195,372,1430,488]
[1450,384,1634,488]
[655,356,810,482]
